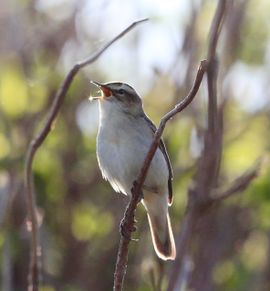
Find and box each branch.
[205,0,227,186]
[207,0,225,125]
[211,161,260,202]
[167,1,227,290]
[24,18,148,291]
[113,60,207,291]
[207,0,226,62]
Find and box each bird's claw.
[120,217,137,241]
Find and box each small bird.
[90,81,176,260]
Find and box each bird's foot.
[120,216,137,241]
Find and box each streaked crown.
[103,82,142,105]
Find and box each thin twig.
[113,60,207,291]
[24,18,148,291]
[211,162,260,202]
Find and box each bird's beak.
[89,81,112,101]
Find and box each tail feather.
[142,192,176,261]
[147,213,176,260]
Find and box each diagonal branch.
[211,161,260,202]
[113,60,207,291]
[24,18,148,291]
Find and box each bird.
[90,81,176,260]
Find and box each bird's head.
[90,81,143,115]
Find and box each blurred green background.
[0,0,270,290]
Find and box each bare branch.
[204,0,227,187]
[167,1,228,290]
[113,60,207,291]
[24,18,148,291]
[211,161,260,202]
[207,0,227,61]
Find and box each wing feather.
[142,114,174,205]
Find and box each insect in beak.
[89,81,112,101]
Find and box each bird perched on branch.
[90,81,176,260]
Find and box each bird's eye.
[118,89,125,95]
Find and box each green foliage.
[223,115,267,175]
[239,0,270,64]
[1,1,270,291]
[71,203,113,241]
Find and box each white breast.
[96,101,168,196]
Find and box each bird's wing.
[142,114,174,205]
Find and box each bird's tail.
[142,191,176,261]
